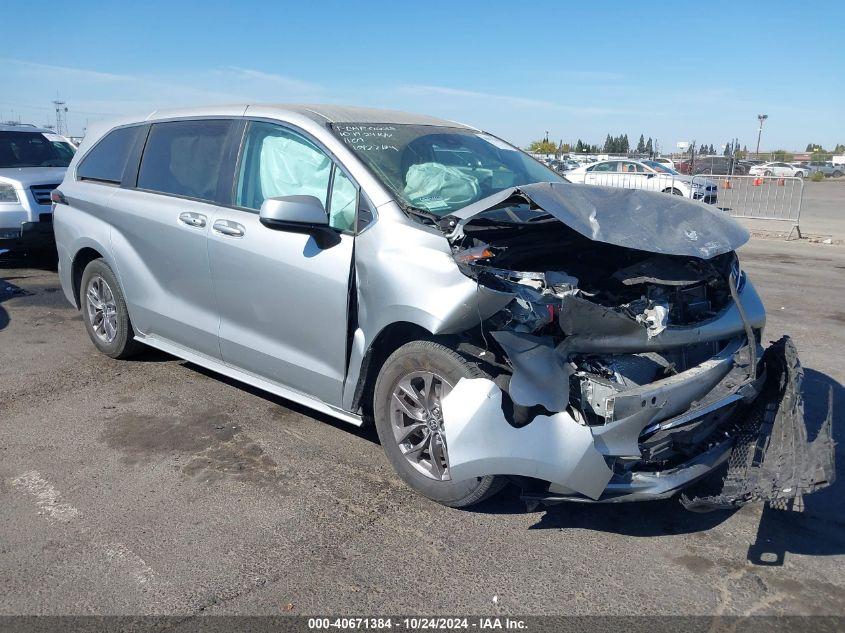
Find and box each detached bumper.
[680,336,834,511]
[442,337,834,507]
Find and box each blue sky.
[2,1,843,151]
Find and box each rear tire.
[373,340,507,508]
[80,259,142,359]
[764,170,773,176]
[663,187,684,196]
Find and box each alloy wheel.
[389,370,453,481]
[85,275,118,344]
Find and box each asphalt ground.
[1,185,843,618]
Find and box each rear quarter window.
[77,126,143,183]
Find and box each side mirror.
[646,172,655,178]
[259,195,328,229]
[259,195,340,249]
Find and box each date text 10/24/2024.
[308,618,528,630]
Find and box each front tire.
[373,340,506,508]
[663,187,684,196]
[80,259,142,359]
[833,171,842,178]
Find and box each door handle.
[213,219,245,238]
[178,212,207,228]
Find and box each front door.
[208,121,358,406]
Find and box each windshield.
[642,160,679,175]
[0,131,76,168]
[331,123,564,215]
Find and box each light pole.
[755,114,768,158]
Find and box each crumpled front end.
[438,188,834,507]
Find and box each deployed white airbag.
[441,378,613,500]
[259,135,331,203]
[404,162,479,211]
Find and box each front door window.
[236,121,358,232]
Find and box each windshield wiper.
[404,205,440,224]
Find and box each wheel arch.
[351,321,438,419]
[71,246,106,309]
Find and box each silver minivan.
[53,105,832,509]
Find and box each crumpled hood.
[449,181,749,259]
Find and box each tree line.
[528,136,845,158]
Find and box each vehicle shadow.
[0,249,60,331]
[468,480,740,531]
[183,362,381,445]
[133,347,180,363]
[0,278,29,331]
[0,249,58,272]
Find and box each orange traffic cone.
[722,179,732,189]
[753,177,763,186]
[777,178,785,186]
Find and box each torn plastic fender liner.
[490,331,572,412]
[441,378,613,500]
[681,336,835,511]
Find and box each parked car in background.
[806,161,843,178]
[548,159,569,174]
[748,162,806,178]
[676,156,748,176]
[565,158,718,203]
[652,157,674,169]
[50,104,833,510]
[554,159,580,172]
[0,124,76,255]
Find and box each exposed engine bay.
[452,202,745,420]
[433,183,834,508]
[455,206,735,335]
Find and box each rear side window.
[137,120,232,202]
[77,126,141,183]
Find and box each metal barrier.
[566,167,804,240]
[692,174,804,239]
